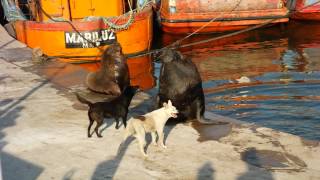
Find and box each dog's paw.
[152,142,157,146]
[158,144,167,149]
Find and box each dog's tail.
[75,93,93,106]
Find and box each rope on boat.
[82,0,152,31]
[101,0,134,31]
[103,0,151,31]
[167,0,243,47]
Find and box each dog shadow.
[98,118,120,136]
[91,137,135,179]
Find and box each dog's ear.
[168,100,172,107]
[163,102,168,108]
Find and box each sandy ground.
[1,26,320,180]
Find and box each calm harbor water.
[157,21,320,141]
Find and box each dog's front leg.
[157,129,167,149]
[151,131,157,146]
[115,118,120,129]
[122,115,127,128]
[137,132,148,157]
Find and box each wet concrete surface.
[1,55,320,179]
[25,60,88,90]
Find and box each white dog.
[119,100,178,157]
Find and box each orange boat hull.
[160,0,289,33]
[14,5,153,63]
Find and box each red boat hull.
[160,0,289,34]
[291,0,320,20]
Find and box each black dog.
[86,42,130,96]
[76,86,138,138]
[157,48,213,124]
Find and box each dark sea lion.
[157,48,214,124]
[86,42,130,96]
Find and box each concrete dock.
[0,25,319,180]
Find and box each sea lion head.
[157,48,184,63]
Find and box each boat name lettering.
[65,29,116,48]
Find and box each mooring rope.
[82,0,152,31]
[167,0,243,47]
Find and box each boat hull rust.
[14,5,153,62]
[160,0,289,33]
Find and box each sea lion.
[86,42,130,96]
[157,48,213,124]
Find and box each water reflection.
[280,49,307,71]
[162,26,288,81]
[160,22,320,140]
